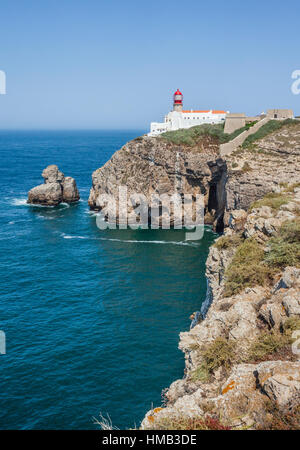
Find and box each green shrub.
[159,123,250,147]
[242,119,299,147]
[265,218,300,268]
[190,365,211,383]
[190,337,236,382]
[160,124,226,146]
[224,239,271,296]
[249,192,292,211]
[283,317,300,335]
[214,234,243,250]
[248,331,291,361]
[245,120,258,129]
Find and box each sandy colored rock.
[27,165,80,206]
[28,182,62,206]
[62,177,80,203]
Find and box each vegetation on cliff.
[144,414,231,430]
[223,238,272,297]
[141,186,300,431]
[265,218,300,269]
[190,337,236,382]
[249,192,293,211]
[242,119,299,148]
[159,122,250,147]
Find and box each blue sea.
[0,130,217,429]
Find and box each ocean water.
[0,130,217,430]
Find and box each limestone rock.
[27,165,80,206]
[28,182,62,206]
[141,186,300,429]
[62,177,80,203]
[42,164,64,184]
[273,267,300,292]
[225,122,300,213]
[88,136,227,230]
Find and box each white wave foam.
[61,234,199,246]
[63,234,88,239]
[11,198,28,206]
[12,198,56,208]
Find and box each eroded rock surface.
[28,165,80,206]
[88,136,227,230]
[141,189,300,430]
[225,123,300,213]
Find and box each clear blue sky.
[0,0,299,129]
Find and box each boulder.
[28,182,62,206]
[27,165,80,206]
[62,177,80,203]
[42,165,64,184]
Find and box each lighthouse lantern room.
[173,89,183,112]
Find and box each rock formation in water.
[28,165,80,206]
[88,135,227,231]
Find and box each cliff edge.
[88,121,300,429]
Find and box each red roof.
[174,89,183,95]
[182,110,226,114]
[182,110,210,113]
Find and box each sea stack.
[27,165,80,206]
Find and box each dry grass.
[257,401,300,430]
[190,338,236,382]
[214,234,243,250]
[247,331,291,362]
[147,414,231,430]
[265,218,300,269]
[223,239,273,297]
[249,192,292,211]
[93,413,119,430]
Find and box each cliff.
[89,133,227,230]
[89,121,300,429]
[89,121,300,231]
[141,187,300,430]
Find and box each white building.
[148,89,228,136]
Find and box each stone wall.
[224,113,246,134]
[220,117,270,156]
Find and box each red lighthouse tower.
[173,89,183,112]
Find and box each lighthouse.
[148,89,227,136]
[173,89,183,112]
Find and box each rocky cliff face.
[141,188,300,430]
[88,136,227,231]
[89,123,300,233]
[28,165,80,206]
[225,123,300,214]
[88,123,300,429]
